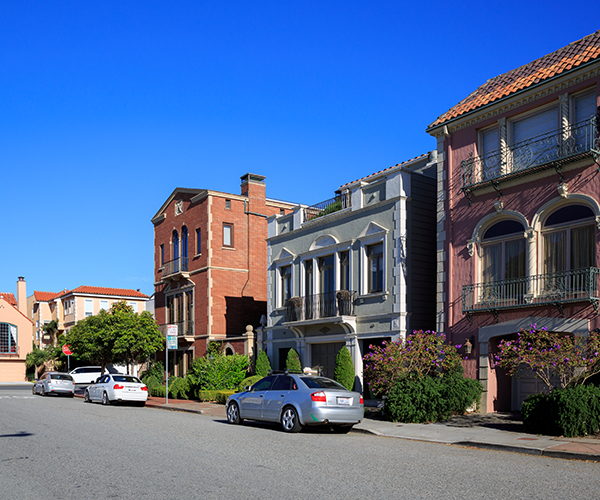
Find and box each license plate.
[337,397,351,405]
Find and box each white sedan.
[84,374,148,406]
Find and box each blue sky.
[1,2,598,298]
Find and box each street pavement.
[142,395,600,462]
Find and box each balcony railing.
[304,192,351,222]
[285,291,356,322]
[462,267,600,317]
[162,257,189,279]
[461,116,599,191]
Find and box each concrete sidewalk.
[144,396,600,462]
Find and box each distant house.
[262,154,437,392]
[426,30,600,411]
[0,277,34,382]
[152,173,295,377]
[27,286,150,346]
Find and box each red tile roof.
[0,293,17,306]
[34,291,61,302]
[338,153,429,189]
[59,286,149,299]
[428,30,600,130]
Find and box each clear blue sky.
[1,1,598,298]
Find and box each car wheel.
[102,392,110,406]
[333,425,353,434]
[84,391,91,403]
[41,386,46,396]
[32,385,36,395]
[227,402,242,425]
[281,406,302,433]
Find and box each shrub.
[384,370,483,423]
[239,375,262,390]
[187,351,250,392]
[522,385,600,437]
[140,360,165,384]
[168,376,190,400]
[150,385,165,398]
[255,350,272,377]
[334,347,355,390]
[144,374,162,393]
[285,348,302,373]
[197,389,236,404]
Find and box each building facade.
[427,30,600,412]
[28,286,150,347]
[152,173,295,376]
[0,277,34,382]
[262,154,437,392]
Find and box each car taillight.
[141,386,148,391]
[311,391,326,402]
[113,384,124,390]
[360,395,364,405]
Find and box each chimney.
[17,277,27,314]
[240,173,266,199]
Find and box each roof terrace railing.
[461,116,599,192]
[304,192,351,222]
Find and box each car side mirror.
[245,385,252,392]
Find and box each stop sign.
[62,344,72,356]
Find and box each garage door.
[311,343,345,379]
[512,366,551,411]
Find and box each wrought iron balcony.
[462,267,600,319]
[285,290,356,322]
[304,192,351,223]
[461,117,600,194]
[161,257,189,280]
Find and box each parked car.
[32,372,75,397]
[69,366,119,385]
[84,374,148,406]
[226,373,363,433]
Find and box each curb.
[146,404,204,415]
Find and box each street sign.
[167,335,178,350]
[62,345,72,356]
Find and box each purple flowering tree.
[362,330,462,397]
[493,324,600,390]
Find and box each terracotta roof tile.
[0,293,17,306]
[428,30,600,130]
[33,291,60,302]
[60,286,149,299]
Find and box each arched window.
[481,220,526,283]
[181,226,188,263]
[543,204,595,274]
[172,230,179,261]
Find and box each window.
[319,255,335,316]
[281,265,292,305]
[280,208,285,215]
[543,205,595,274]
[85,299,93,317]
[196,228,201,254]
[367,243,384,293]
[225,199,231,209]
[223,223,233,247]
[340,251,350,291]
[182,226,188,262]
[479,126,501,180]
[510,106,559,171]
[160,244,165,265]
[100,300,109,311]
[0,323,17,353]
[172,230,179,260]
[481,220,526,284]
[128,302,138,313]
[167,296,175,323]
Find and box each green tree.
[25,345,49,377]
[42,320,59,345]
[255,350,272,377]
[285,348,302,373]
[334,346,355,390]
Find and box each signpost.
[165,325,178,404]
[62,344,72,372]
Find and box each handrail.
[304,192,351,222]
[162,257,189,277]
[285,290,356,321]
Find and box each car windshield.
[50,374,73,381]
[113,375,141,383]
[300,377,346,390]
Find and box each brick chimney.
[16,276,27,315]
[240,173,266,199]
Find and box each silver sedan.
[84,374,148,406]
[226,373,363,433]
[32,372,75,397]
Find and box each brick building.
[152,173,295,376]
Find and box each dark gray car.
[226,373,363,433]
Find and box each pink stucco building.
[427,31,600,412]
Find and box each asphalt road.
[1,384,599,500]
